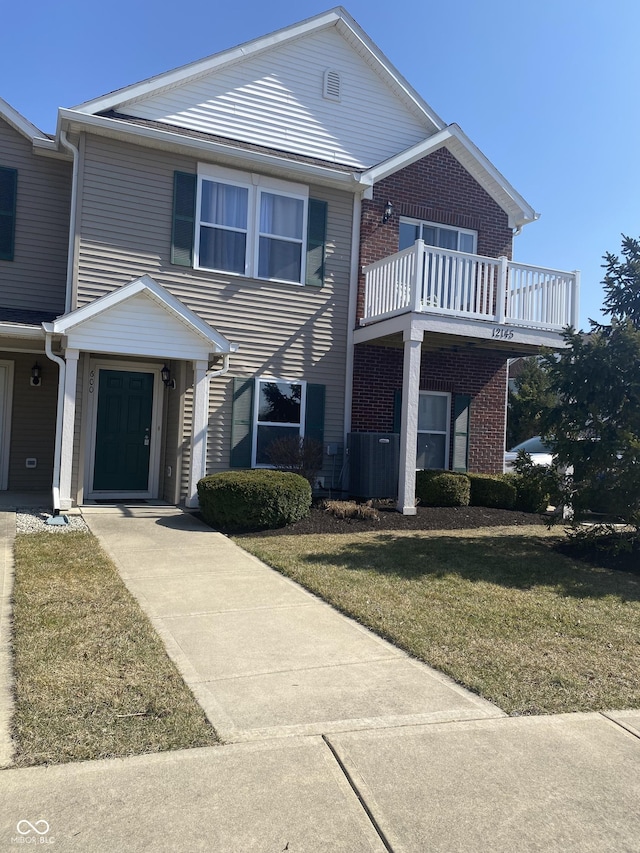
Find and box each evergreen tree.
[507,357,555,448]
[543,236,640,525]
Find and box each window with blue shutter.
[230,378,325,468]
[0,167,17,262]
[173,170,327,287]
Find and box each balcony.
[361,241,580,332]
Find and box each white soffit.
[69,8,444,169]
[50,275,234,358]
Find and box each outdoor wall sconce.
[161,364,176,389]
[382,200,394,223]
[30,362,42,387]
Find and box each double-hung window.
[399,218,477,254]
[196,165,308,284]
[254,378,305,466]
[199,180,248,274]
[416,392,451,470]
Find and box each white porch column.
[397,327,423,515]
[186,360,210,509]
[59,348,79,510]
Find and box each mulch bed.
[234,504,547,538]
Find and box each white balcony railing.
[362,241,580,331]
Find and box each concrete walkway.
[1,505,639,851]
[83,505,503,742]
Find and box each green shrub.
[509,452,561,513]
[504,471,549,514]
[197,470,311,531]
[415,470,470,507]
[468,473,517,509]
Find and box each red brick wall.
[351,344,508,474]
[358,147,513,322]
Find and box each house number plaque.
[491,327,514,340]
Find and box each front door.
[93,370,154,492]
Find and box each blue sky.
[3,0,639,328]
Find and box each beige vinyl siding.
[76,134,352,490]
[179,379,193,501]
[123,28,431,168]
[70,353,87,504]
[0,120,71,314]
[160,359,185,503]
[6,351,58,490]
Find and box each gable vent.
[323,69,341,102]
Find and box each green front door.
[93,370,154,492]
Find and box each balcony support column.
[396,325,424,515]
[496,256,508,324]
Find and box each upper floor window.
[0,167,17,262]
[399,218,476,255]
[195,165,308,284]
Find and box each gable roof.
[72,8,445,134]
[47,275,237,357]
[0,97,57,151]
[58,8,536,225]
[359,124,538,229]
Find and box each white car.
[504,436,554,473]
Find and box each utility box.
[347,432,399,499]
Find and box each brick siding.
[357,147,513,322]
[352,343,508,474]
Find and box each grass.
[237,525,640,715]
[12,531,219,766]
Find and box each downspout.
[44,330,65,514]
[206,351,232,378]
[59,130,79,314]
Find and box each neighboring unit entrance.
[93,370,154,492]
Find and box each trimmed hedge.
[415,470,470,507]
[197,470,312,531]
[468,473,517,510]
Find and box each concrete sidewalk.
[82,505,504,742]
[1,505,639,851]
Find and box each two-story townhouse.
[0,7,578,514]
[0,98,71,495]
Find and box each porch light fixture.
[161,364,176,389]
[30,362,42,387]
[382,200,394,224]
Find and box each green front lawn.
[12,532,219,766]
[237,526,640,715]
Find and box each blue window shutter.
[304,384,325,445]
[0,167,17,262]
[171,171,196,267]
[305,199,327,287]
[230,378,254,468]
[393,389,402,433]
[452,394,471,472]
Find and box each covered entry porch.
[45,276,237,510]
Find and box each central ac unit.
[347,432,399,499]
